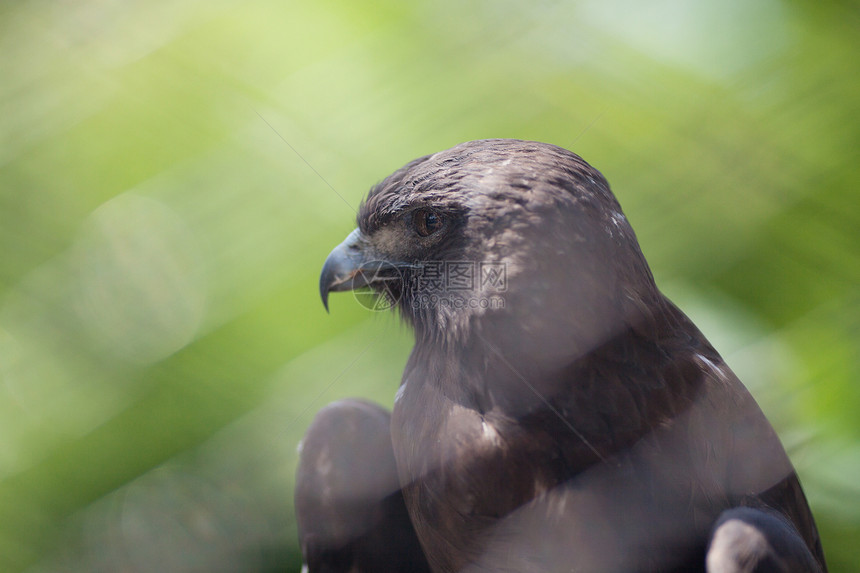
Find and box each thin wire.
[569,108,607,148]
[255,110,356,213]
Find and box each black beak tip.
[319,229,371,314]
[319,277,331,313]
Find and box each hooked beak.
[319,229,390,312]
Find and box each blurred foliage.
[0,0,857,571]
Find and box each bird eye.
[413,209,444,237]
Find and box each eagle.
[297,139,827,572]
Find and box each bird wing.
[295,399,430,572]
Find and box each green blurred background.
[1,0,857,570]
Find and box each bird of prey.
[299,139,827,572]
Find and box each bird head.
[320,139,659,367]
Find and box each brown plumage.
[303,139,826,572]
